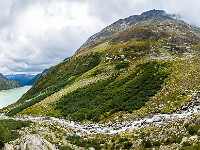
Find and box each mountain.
[5,74,35,85]
[0,73,23,91]
[0,73,8,80]
[76,9,199,55]
[1,10,200,149]
[5,68,52,85]
[4,9,200,118]
[25,68,52,85]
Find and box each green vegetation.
[58,145,74,150]
[153,141,161,146]
[180,144,200,150]
[56,61,171,122]
[6,52,101,116]
[142,139,152,148]
[187,126,197,135]
[0,119,32,148]
[123,141,133,149]
[115,62,130,70]
[66,135,102,150]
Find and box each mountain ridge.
[76,9,192,54]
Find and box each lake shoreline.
[0,86,32,109]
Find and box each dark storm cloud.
[0,0,199,74]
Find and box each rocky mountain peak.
[141,9,167,17]
[76,9,179,53]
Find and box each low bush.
[142,139,152,148]
[153,141,161,146]
[187,126,197,135]
[123,142,133,149]
[115,62,130,70]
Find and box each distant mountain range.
[25,68,51,85]
[5,74,35,85]
[5,68,52,85]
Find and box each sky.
[0,0,199,74]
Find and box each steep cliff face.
[0,73,23,91]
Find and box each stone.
[153,116,162,122]
[180,137,188,144]
[183,119,191,125]
[3,134,58,150]
[189,135,198,142]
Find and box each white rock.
[180,137,188,144]
[153,116,162,122]
[189,135,198,142]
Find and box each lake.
[0,86,32,109]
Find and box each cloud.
[0,0,105,74]
[0,0,199,74]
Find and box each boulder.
[183,119,191,125]
[180,137,188,144]
[189,135,198,142]
[153,116,162,122]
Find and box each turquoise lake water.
[0,86,32,109]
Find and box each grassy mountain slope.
[2,10,200,123]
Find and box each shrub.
[187,126,196,135]
[182,141,191,147]
[180,144,200,150]
[115,62,129,70]
[153,141,161,146]
[118,138,128,143]
[184,123,190,128]
[66,135,102,150]
[58,145,74,150]
[142,139,152,148]
[123,142,133,149]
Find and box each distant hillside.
[0,73,23,91]
[26,68,51,85]
[5,68,52,85]
[5,74,35,85]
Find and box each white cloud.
[0,0,199,74]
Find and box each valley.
[0,9,200,149]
